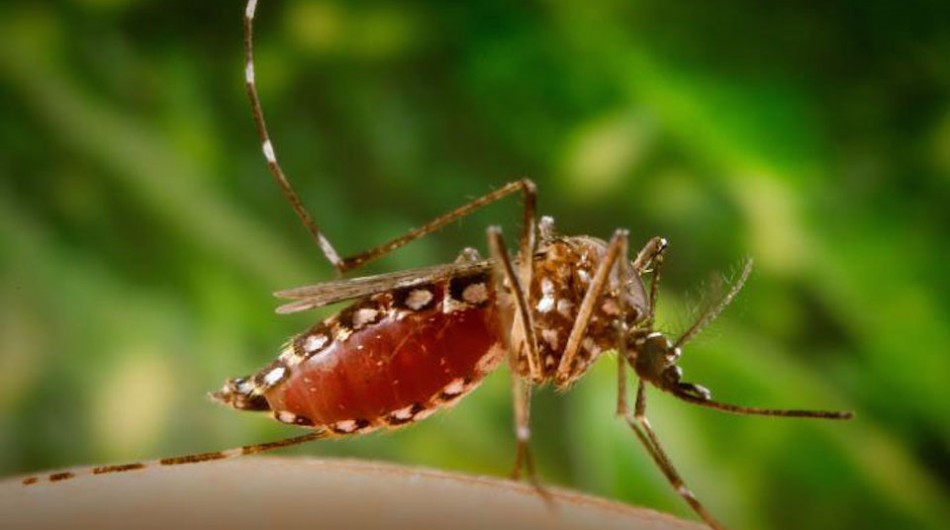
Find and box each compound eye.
[643,334,671,357]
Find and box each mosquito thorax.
[516,232,649,388]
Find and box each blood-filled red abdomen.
[261,275,503,430]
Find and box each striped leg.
[632,236,668,326]
[22,430,330,486]
[246,2,537,276]
[244,0,341,269]
[487,226,543,383]
[486,227,547,498]
[616,378,728,530]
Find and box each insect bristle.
[673,258,754,349]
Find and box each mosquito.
[21,2,853,529]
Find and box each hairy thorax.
[512,235,648,389]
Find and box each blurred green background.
[1,1,948,529]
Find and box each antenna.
[673,258,753,349]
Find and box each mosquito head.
[628,259,754,399]
[630,331,711,399]
[630,314,853,421]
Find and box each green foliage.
[1,2,948,529]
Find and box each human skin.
[2,457,702,530]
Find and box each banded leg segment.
[632,236,668,326]
[244,0,342,269]
[632,236,667,273]
[22,429,329,486]
[487,226,543,381]
[487,227,546,495]
[246,2,537,274]
[617,377,727,530]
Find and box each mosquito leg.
[512,185,538,359]
[615,231,632,416]
[510,378,553,503]
[244,1,343,270]
[554,229,629,384]
[632,236,668,273]
[487,226,543,381]
[631,237,668,326]
[340,180,538,273]
[246,1,538,274]
[646,249,664,325]
[486,227,548,502]
[617,379,727,530]
[509,375,548,493]
[21,429,330,486]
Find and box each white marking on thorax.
[541,328,559,350]
[536,278,556,313]
[556,298,574,317]
[601,299,620,316]
[581,337,599,355]
[536,297,554,313]
[577,269,591,284]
